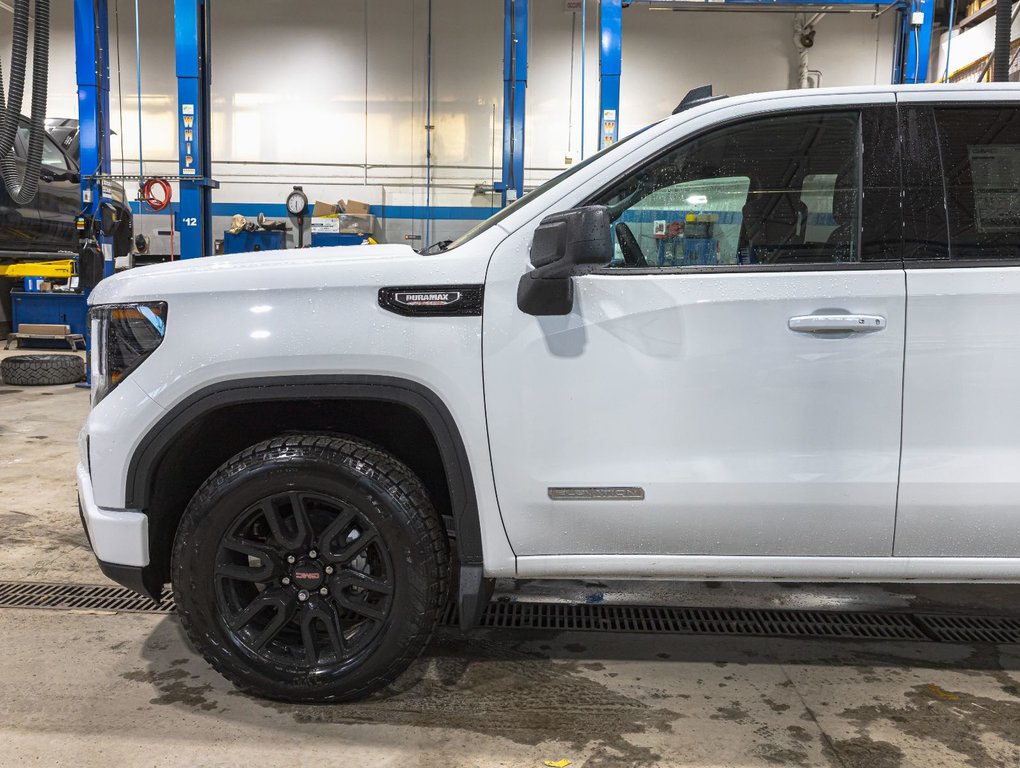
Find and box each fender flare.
[126,375,484,566]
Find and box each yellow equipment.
[0,259,76,279]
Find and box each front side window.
[593,112,861,269]
[17,125,68,169]
[935,107,1020,260]
[41,136,68,169]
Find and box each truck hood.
[88,243,489,306]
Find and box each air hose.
[993,0,1012,82]
[0,0,29,160]
[140,177,172,212]
[0,0,50,205]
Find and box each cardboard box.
[312,200,338,217]
[343,199,371,215]
[17,323,70,335]
[311,216,340,234]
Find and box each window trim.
[591,260,901,277]
[903,258,1020,270]
[582,107,905,274]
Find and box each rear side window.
[934,107,1020,260]
[592,112,861,269]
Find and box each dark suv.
[0,117,132,261]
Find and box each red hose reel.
[139,177,176,260]
[140,177,172,212]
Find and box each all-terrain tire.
[0,354,85,386]
[171,434,450,702]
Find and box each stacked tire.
[0,354,85,386]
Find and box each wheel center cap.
[291,562,324,589]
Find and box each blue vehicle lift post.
[75,0,114,279]
[497,0,528,207]
[603,0,929,143]
[175,0,217,258]
[598,0,622,149]
[898,0,935,84]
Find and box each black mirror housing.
[529,205,613,272]
[518,206,613,316]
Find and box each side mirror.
[517,205,613,316]
[40,170,79,184]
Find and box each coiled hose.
[0,0,50,205]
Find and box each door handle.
[788,314,886,334]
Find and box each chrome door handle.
[788,314,886,334]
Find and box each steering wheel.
[615,222,648,268]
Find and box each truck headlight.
[90,302,167,405]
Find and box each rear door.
[895,94,1020,557]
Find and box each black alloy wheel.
[214,490,394,670]
[173,435,449,702]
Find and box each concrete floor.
[3,347,1020,767]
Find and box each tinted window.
[935,107,1020,260]
[17,126,68,169]
[42,136,68,169]
[593,112,861,268]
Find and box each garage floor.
[3,348,1020,768]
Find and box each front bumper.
[76,459,149,563]
[77,463,164,600]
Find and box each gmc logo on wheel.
[295,571,319,580]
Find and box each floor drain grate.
[0,581,175,614]
[0,581,1014,645]
[472,602,930,641]
[915,614,1020,644]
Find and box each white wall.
[530,5,898,170]
[935,7,1020,81]
[4,0,899,250]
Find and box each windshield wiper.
[420,239,453,255]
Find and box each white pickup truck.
[78,84,1020,701]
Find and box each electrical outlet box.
[911,11,925,25]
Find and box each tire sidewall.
[173,446,441,700]
[1,354,84,386]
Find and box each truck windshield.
[443,125,655,251]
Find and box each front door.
[483,107,906,559]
